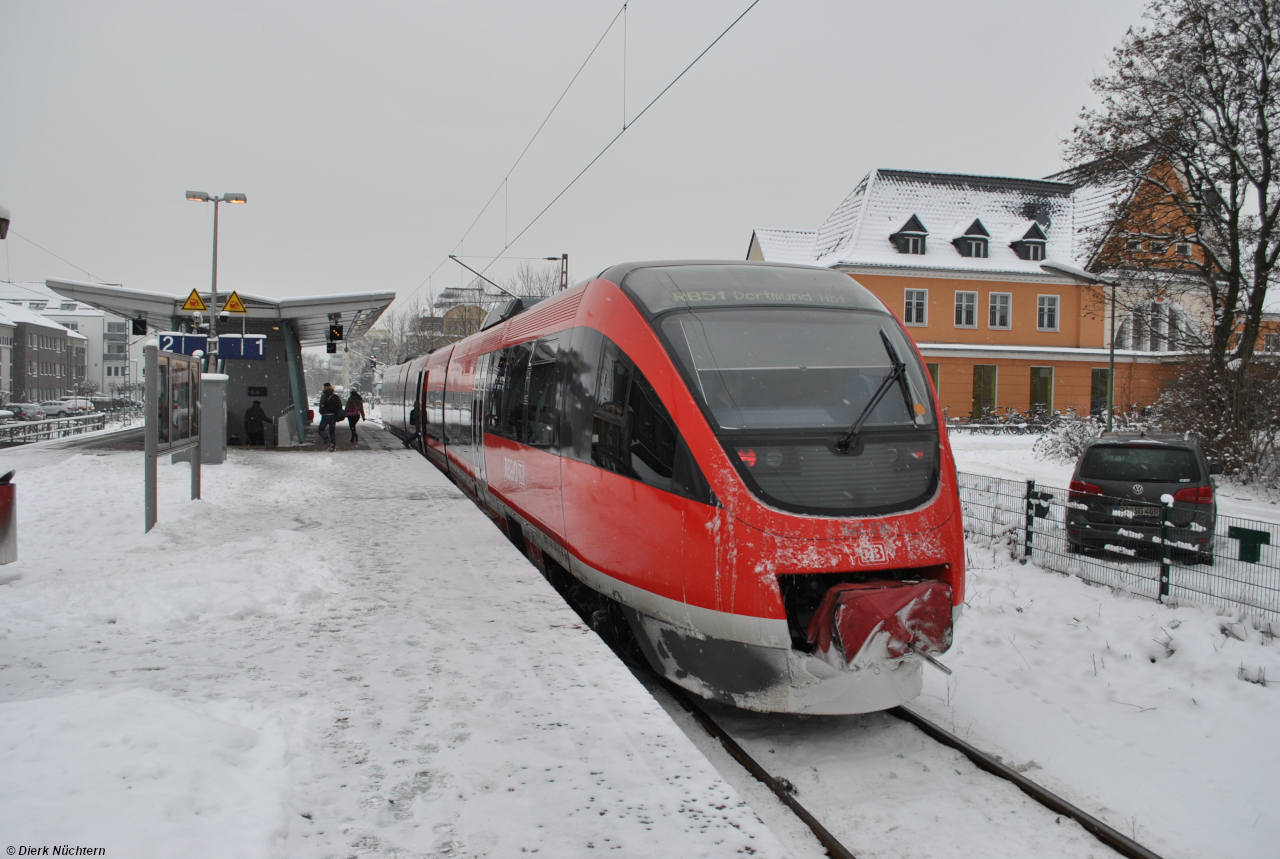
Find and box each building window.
[1265,332,1280,352]
[1037,295,1059,331]
[904,289,928,325]
[1176,242,1192,256]
[64,322,78,332]
[28,301,46,310]
[955,292,978,328]
[890,214,929,255]
[107,322,127,334]
[28,334,37,348]
[60,303,77,311]
[1090,368,1111,417]
[1010,221,1048,260]
[926,363,940,395]
[988,293,1011,329]
[28,361,36,375]
[953,218,990,258]
[1125,238,1143,252]
[1150,241,1168,254]
[1029,367,1053,412]
[972,365,997,416]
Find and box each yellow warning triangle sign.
[180,289,209,312]
[222,291,248,314]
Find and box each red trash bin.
[0,470,15,565]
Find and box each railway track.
[652,677,1167,859]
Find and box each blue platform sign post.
[144,342,202,533]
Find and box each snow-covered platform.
[0,426,790,857]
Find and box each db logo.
[856,541,890,565]
[503,456,526,486]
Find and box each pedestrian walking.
[345,386,366,444]
[243,400,271,446]
[404,395,422,449]
[317,382,343,452]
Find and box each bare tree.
[1066,0,1280,478]
[504,260,568,297]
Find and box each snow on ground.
[685,542,1279,859]
[948,431,1280,522]
[0,429,790,858]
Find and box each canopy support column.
[282,320,308,444]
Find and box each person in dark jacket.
[404,394,423,449]
[344,386,366,444]
[317,382,343,452]
[243,400,271,446]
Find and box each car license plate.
[1114,505,1160,518]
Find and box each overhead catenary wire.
[402,0,760,309]
[401,1,630,308]
[475,0,761,279]
[7,230,116,285]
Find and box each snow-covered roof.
[0,300,74,332]
[0,281,107,316]
[753,169,1080,276]
[747,228,817,264]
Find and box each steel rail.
[656,678,860,859]
[888,705,1164,859]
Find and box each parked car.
[1066,433,1220,563]
[40,400,75,417]
[58,397,96,413]
[7,403,46,421]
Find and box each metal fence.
[0,414,109,445]
[957,470,1280,624]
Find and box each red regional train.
[382,261,964,714]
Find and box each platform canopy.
[45,279,394,345]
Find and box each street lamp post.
[185,192,246,342]
[1107,279,1118,434]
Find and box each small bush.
[1033,416,1101,463]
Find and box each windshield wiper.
[835,330,915,454]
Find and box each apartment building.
[0,281,140,394]
[6,302,86,402]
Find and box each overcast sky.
[0,0,1147,311]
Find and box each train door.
[483,341,532,510]
[559,334,684,605]
[471,352,491,487]
[520,337,565,541]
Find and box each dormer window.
[952,219,989,258]
[1010,221,1048,261]
[889,215,928,255]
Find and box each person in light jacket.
[344,386,366,444]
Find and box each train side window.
[597,343,630,418]
[560,326,604,463]
[499,342,533,441]
[484,348,508,435]
[592,342,632,474]
[525,338,559,447]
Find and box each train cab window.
[525,338,559,447]
[591,337,705,500]
[627,370,678,489]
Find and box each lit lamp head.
[186,191,210,203]
[0,202,10,240]
[224,193,247,204]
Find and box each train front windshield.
[622,264,941,516]
[661,309,933,431]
